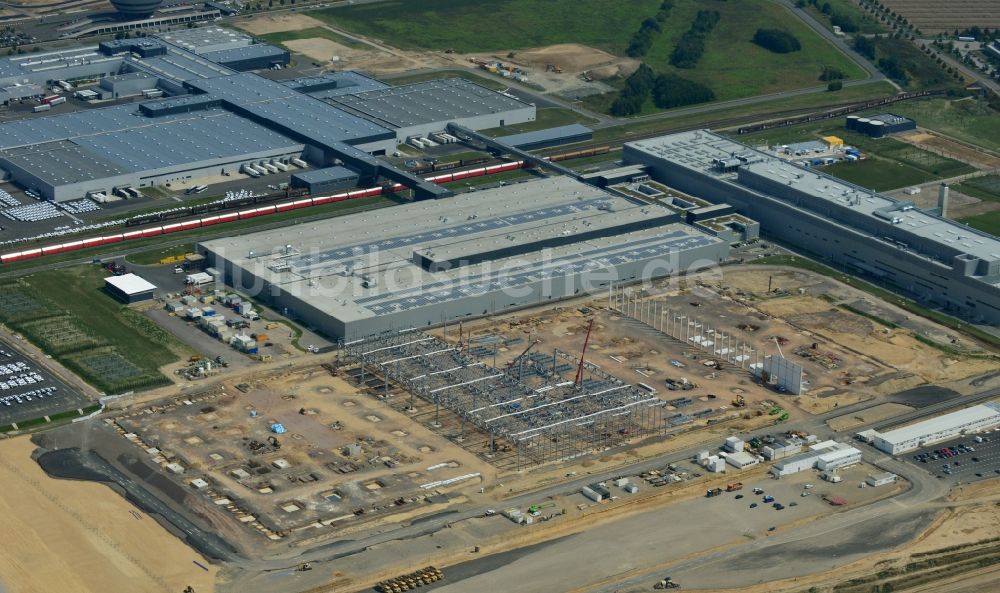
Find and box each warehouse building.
[199,176,730,340]
[0,31,532,202]
[815,446,862,471]
[105,273,156,303]
[725,451,759,469]
[866,472,897,487]
[771,441,845,477]
[623,130,1000,324]
[290,166,360,194]
[328,78,535,142]
[869,404,1000,455]
[762,438,804,461]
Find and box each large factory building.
[0,28,534,202]
[623,130,1000,324]
[199,177,730,340]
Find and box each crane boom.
[505,339,540,371]
[574,319,595,387]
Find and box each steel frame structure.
[342,330,668,469]
[608,283,760,372]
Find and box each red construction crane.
[574,318,594,387]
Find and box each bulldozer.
[654,576,680,589]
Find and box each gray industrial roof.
[1,141,129,185]
[200,44,289,66]
[186,73,393,145]
[0,105,302,178]
[329,78,531,128]
[495,124,592,149]
[201,176,720,322]
[291,166,359,184]
[158,26,252,54]
[283,71,389,99]
[626,130,1000,265]
[129,49,234,81]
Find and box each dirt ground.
[897,129,1000,170]
[233,13,325,35]
[113,366,495,552]
[283,38,354,64]
[0,437,217,593]
[233,14,630,93]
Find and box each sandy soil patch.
[232,13,324,35]
[514,43,620,72]
[0,437,216,593]
[898,129,1000,169]
[283,38,352,63]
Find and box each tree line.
[670,10,721,68]
[610,63,714,116]
[625,1,675,58]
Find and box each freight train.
[0,161,528,265]
[735,90,944,135]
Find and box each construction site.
[48,253,997,560]
[106,365,496,552]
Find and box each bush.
[854,35,876,59]
[831,13,858,32]
[828,80,844,91]
[610,63,657,116]
[652,73,715,108]
[753,28,802,53]
[819,65,846,80]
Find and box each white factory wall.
[872,413,1000,455]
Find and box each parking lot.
[908,430,1000,484]
[0,339,90,426]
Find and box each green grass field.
[955,175,1000,203]
[734,121,975,191]
[315,0,866,111]
[820,159,936,191]
[582,0,870,114]
[959,212,1000,237]
[0,268,191,393]
[586,80,898,144]
[126,243,193,266]
[311,0,659,54]
[637,0,867,103]
[259,27,369,49]
[879,98,1000,155]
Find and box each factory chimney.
[938,183,950,218]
